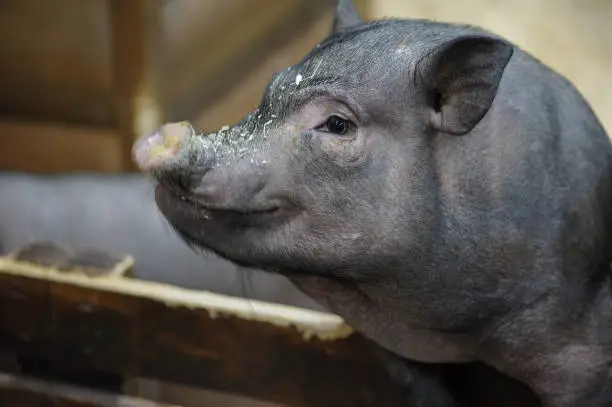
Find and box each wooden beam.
[193,9,335,130]
[164,0,332,123]
[0,118,121,173]
[0,257,406,407]
[0,373,179,407]
[109,0,163,172]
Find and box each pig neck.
[286,212,553,365]
[288,257,486,364]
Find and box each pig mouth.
[154,182,285,229]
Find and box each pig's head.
[133,1,513,287]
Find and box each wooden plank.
[109,0,163,172]
[163,0,332,123]
[0,0,113,127]
[193,9,335,130]
[0,118,121,173]
[0,258,406,407]
[189,0,368,130]
[0,373,179,407]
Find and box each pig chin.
[152,181,293,263]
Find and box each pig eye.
[322,115,352,135]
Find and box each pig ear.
[332,0,363,34]
[423,35,513,135]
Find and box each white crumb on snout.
[220,125,230,132]
[263,119,273,138]
[293,59,323,88]
[395,45,410,55]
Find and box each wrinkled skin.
[133,1,612,406]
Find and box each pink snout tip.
[132,121,195,172]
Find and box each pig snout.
[133,120,280,219]
[132,121,196,172]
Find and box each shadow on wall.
[370,0,612,136]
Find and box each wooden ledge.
[0,372,180,407]
[0,255,406,406]
[0,257,349,341]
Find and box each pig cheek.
[316,134,366,169]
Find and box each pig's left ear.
[422,35,514,135]
[332,0,363,34]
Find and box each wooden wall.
[0,0,608,175]
[0,0,343,174]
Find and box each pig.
[132,0,612,406]
[0,171,322,310]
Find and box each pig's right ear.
[422,35,514,136]
[332,0,363,34]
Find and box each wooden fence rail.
[0,242,406,407]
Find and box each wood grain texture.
[0,259,406,407]
[0,373,178,407]
[164,0,332,123]
[0,118,121,173]
[0,0,113,126]
[109,0,164,172]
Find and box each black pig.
[133,1,612,406]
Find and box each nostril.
[162,168,213,199]
[132,130,164,170]
[132,121,196,172]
